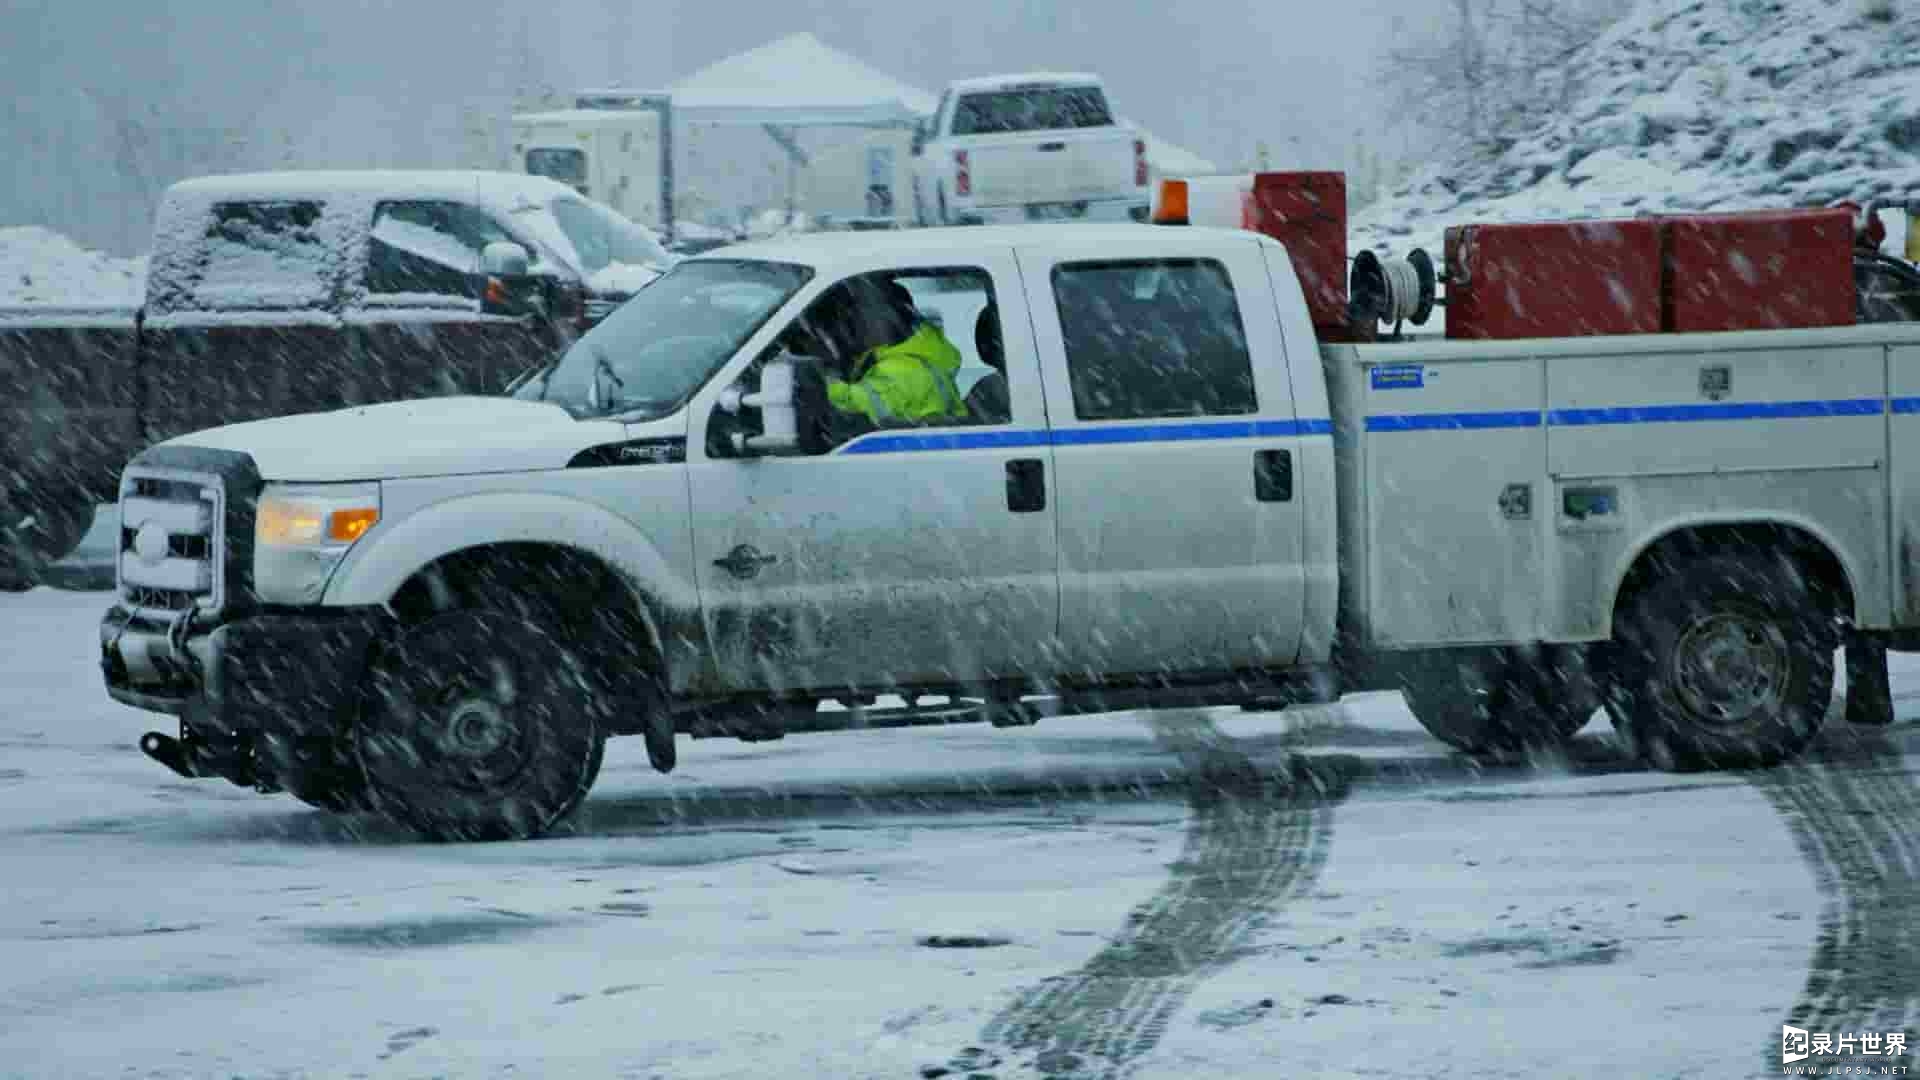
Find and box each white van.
[512,108,665,232]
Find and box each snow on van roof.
[694,223,1263,271]
[164,170,577,211]
[947,72,1104,95]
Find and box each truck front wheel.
[1398,645,1598,759]
[1604,553,1833,771]
[355,609,606,841]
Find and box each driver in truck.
[819,277,969,427]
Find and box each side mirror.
[479,241,546,318]
[481,241,531,276]
[724,355,806,456]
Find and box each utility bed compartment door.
[1360,355,1546,646]
[1545,339,1890,636]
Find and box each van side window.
[367,201,515,299]
[1052,258,1256,421]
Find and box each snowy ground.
[5,582,1919,1079]
[0,226,145,308]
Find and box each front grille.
[122,585,197,612]
[116,467,226,618]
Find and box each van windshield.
[514,259,811,420]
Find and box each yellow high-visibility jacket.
[826,323,969,424]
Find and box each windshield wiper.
[588,345,625,412]
[506,361,555,399]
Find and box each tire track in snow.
[959,711,1345,1080]
[1752,726,1920,1072]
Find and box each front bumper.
[101,604,392,740]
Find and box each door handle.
[1006,458,1046,513]
[1254,449,1292,502]
[714,543,778,580]
[1036,142,1067,152]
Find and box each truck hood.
[159,397,643,482]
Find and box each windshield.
[514,258,810,419]
[546,195,671,273]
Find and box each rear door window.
[951,86,1114,135]
[192,201,332,310]
[1051,258,1256,421]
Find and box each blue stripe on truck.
[1550,398,1885,425]
[838,418,1332,454]
[1365,410,1542,432]
[832,396,1919,454]
[1367,396,1899,433]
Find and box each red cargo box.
[1444,218,1664,340]
[1663,208,1855,332]
[1244,172,1348,335]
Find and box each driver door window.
[713,265,1016,459]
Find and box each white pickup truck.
[99,211,1920,841]
[910,73,1149,227]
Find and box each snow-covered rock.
[1353,0,1920,262]
[0,226,147,308]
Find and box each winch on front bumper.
[97,446,390,789]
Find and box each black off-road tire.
[355,609,606,842]
[1604,553,1834,771]
[1398,644,1598,758]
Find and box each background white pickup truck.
[99,208,1920,841]
[910,72,1149,227]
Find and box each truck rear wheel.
[1398,645,1597,758]
[355,609,605,842]
[1604,553,1833,771]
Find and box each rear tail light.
[954,150,971,197]
[1134,139,1148,187]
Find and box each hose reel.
[1350,248,1437,334]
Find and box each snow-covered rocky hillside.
[0,226,147,307]
[1353,0,1920,260]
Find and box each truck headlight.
[254,483,381,605]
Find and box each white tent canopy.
[669,32,936,129]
